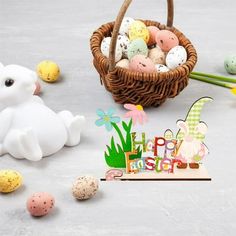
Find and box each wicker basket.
[90,0,197,107]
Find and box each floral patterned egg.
[155,30,179,52]
[129,20,150,43]
[119,17,135,35]
[101,37,122,62]
[166,46,187,69]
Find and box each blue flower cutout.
[95,108,120,131]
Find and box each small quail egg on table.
[0,169,23,193]
[119,17,135,35]
[166,46,187,69]
[155,30,179,52]
[148,47,166,65]
[72,175,99,200]
[129,55,156,73]
[224,55,236,74]
[127,38,148,60]
[27,192,55,217]
[37,60,60,83]
[129,20,150,43]
[101,37,122,62]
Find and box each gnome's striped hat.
[177,97,213,141]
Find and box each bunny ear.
[177,120,189,134]
[195,122,208,134]
[0,62,4,70]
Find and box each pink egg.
[129,55,156,73]
[27,192,55,217]
[34,81,41,95]
[155,30,179,52]
[147,26,160,46]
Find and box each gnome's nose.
[185,135,194,142]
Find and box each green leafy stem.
[105,119,142,168]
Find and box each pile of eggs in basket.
[100,17,187,73]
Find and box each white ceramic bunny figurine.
[0,63,85,161]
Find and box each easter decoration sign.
[95,97,213,181]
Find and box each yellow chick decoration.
[129,20,150,43]
[37,60,60,83]
[0,170,23,193]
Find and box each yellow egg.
[0,170,23,193]
[129,20,150,43]
[37,60,60,83]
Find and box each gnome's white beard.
[178,139,202,162]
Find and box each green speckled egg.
[127,38,148,60]
[224,55,236,74]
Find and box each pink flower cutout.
[124,104,147,125]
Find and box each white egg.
[119,17,135,35]
[117,34,130,58]
[116,59,129,69]
[101,37,122,62]
[155,64,170,72]
[166,46,187,69]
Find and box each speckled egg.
[127,38,148,60]
[101,37,122,62]
[166,46,187,69]
[72,176,99,200]
[129,20,150,43]
[37,60,60,83]
[148,47,166,65]
[119,17,135,35]
[155,30,179,52]
[0,169,23,193]
[224,55,236,74]
[116,59,129,69]
[155,64,170,72]
[27,192,55,217]
[117,35,130,58]
[147,26,160,46]
[129,55,156,73]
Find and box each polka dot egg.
[129,20,150,43]
[27,192,55,217]
[0,169,23,193]
[72,175,99,200]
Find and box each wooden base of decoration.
[101,165,211,181]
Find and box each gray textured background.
[0,0,236,235]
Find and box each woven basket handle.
[109,0,174,71]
